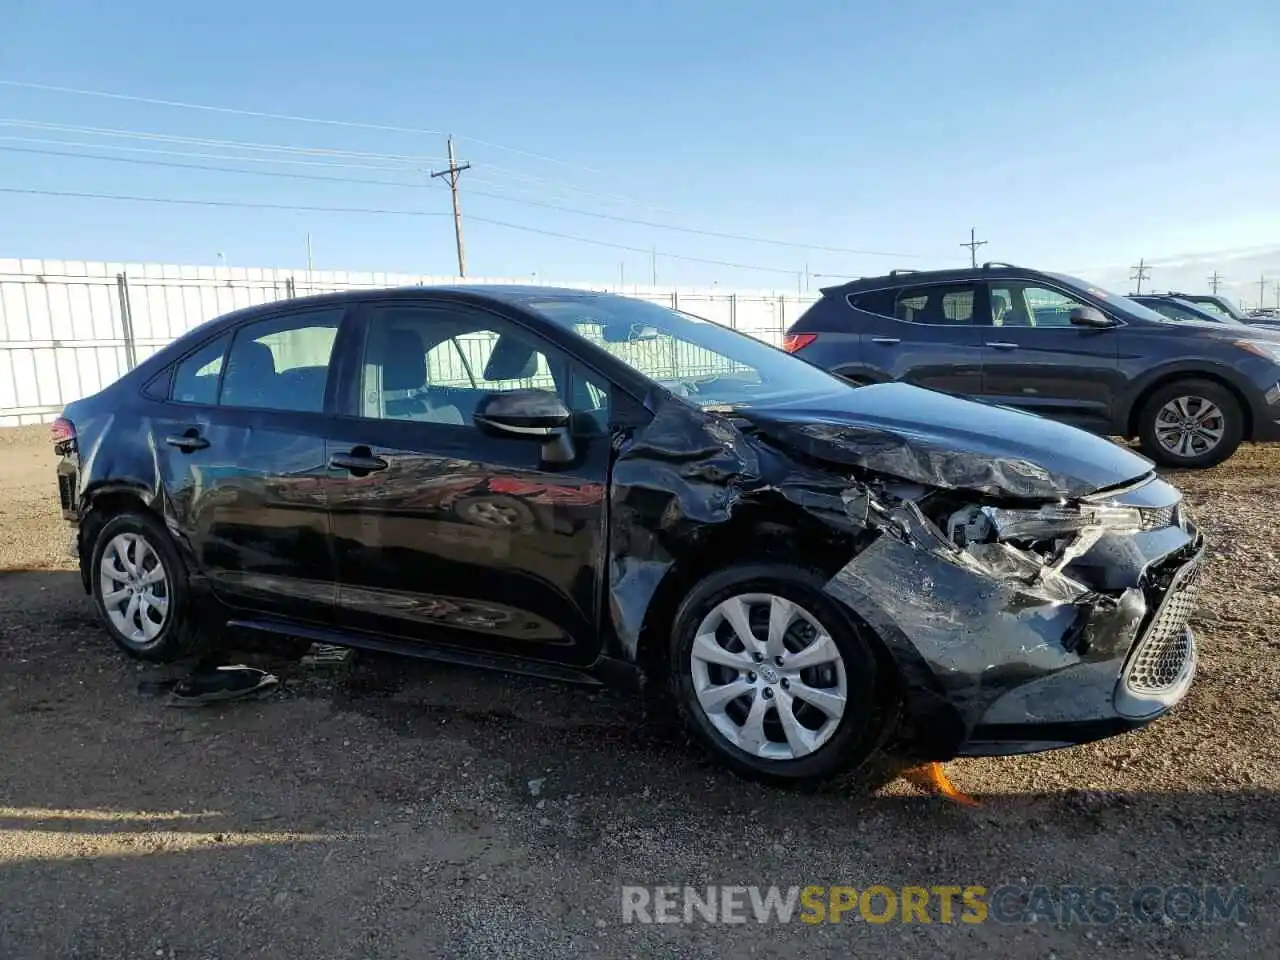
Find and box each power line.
[0,78,602,173]
[0,135,426,172]
[430,136,471,276]
[1129,257,1151,294]
[0,143,429,187]
[0,143,929,258]
[0,118,446,164]
[960,227,988,268]
[0,186,450,217]
[0,185,806,276]
[464,214,803,275]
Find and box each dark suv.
[784,264,1280,468]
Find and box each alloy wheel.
[1154,396,1225,459]
[689,593,848,761]
[98,532,171,647]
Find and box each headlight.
[1234,339,1280,363]
[947,503,1142,545]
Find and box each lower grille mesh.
[1139,504,1177,530]
[1126,562,1200,693]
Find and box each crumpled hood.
[734,382,1154,500]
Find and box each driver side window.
[358,304,608,427]
[991,284,1088,328]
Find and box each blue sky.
[2,0,1278,301]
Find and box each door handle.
[870,337,900,345]
[329,452,389,473]
[986,341,1019,350]
[165,429,209,452]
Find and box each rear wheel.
[90,510,201,662]
[670,563,884,783]
[1137,379,1243,468]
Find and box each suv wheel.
[90,510,201,662]
[670,563,883,783]
[1137,379,1243,468]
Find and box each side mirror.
[475,389,570,437]
[1069,306,1117,329]
[474,389,576,464]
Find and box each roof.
[198,283,623,327]
[818,262,1042,296]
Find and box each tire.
[670,563,885,784]
[1137,379,1243,469]
[89,509,205,662]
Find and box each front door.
[151,304,349,623]
[325,299,611,665]
[979,280,1122,432]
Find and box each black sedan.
[52,286,1204,782]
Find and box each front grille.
[1125,561,1200,694]
[1139,504,1177,530]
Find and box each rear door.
[324,298,612,665]
[151,304,348,623]
[846,282,984,395]
[979,279,1122,432]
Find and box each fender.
[1112,359,1259,435]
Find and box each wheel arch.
[629,502,898,694]
[77,484,163,593]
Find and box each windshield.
[1137,297,1245,327]
[1187,296,1248,321]
[527,295,847,408]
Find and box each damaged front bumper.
[825,474,1203,760]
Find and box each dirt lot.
[1,424,1277,959]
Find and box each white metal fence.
[0,258,819,426]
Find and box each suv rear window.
[846,290,896,317]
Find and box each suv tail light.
[50,416,77,449]
[783,333,817,354]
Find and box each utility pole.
[1273,281,1280,310]
[431,136,472,277]
[1129,258,1151,294]
[618,262,625,289]
[650,246,657,286]
[1258,274,1269,311]
[960,227,988,268]
[1208,270,1223,294]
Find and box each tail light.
[783,332,817,354]
[50,416,77,450]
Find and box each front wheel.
[670,563,885,783]
[1137,379,1243,468]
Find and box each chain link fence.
[0,258,819,425]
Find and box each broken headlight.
[947,503,1143,548]
[944,501,1143,595]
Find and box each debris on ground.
[165,664,279,707]
[901,761,981,806]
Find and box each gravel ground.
[1,424,1277,959]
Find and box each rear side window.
[171,333,230,405]
[893,284,977,326]
[221,309,344,413]
[846,290,897,317]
